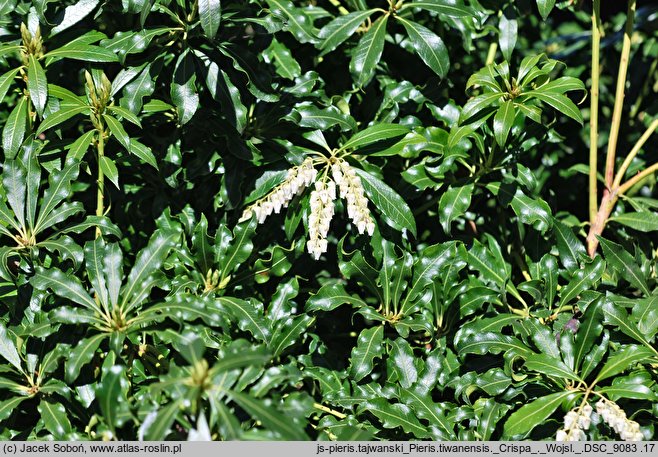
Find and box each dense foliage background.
[0,0,657,441]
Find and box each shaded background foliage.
[0,0,657,441]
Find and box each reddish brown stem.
[586,189,618,257]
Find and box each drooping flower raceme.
[240,155,376,260]
[331,158,375,236]
[240,158,317,224]
[307,179,336,260]
[555,404,591,441]
[596,398,643,441]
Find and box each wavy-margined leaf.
[96,365,131,431]
[0,396,29,421]
[120,63,157,113]
[219,297,271,342]
[85,238,110,312]
[438,184,473,235]
[398,387,455,439]
[102,28,171,60]
[120,228,180,312]
[503,391,579,437]
[36,104,89,135]
[350,326,384,381]
[198,0,221,39]
[354,167,416,236]
[270,314,314,357]
[216,216,257,280]
[49,0,99,35]
[401,242,456,314]
[632,295,658,341]
[526,90,583,123]
[0,324,21,371]
[599,237,649,295]
[558,256,604,306]
[597,382,658,401]
[99,156,119,189]
[609,211,658,232]
[603,298,653,347]
[574,297,603,374]
[210,397,242,440]
[498,9,517,62]
[459,92,502,124]
[538,76,586,95]
[0,68,21,106]
[34,161,80,234]
[390,338,418,389]
[396,17,449,78]
[524,353,581,382]
[61,215,122,238]
[508,189,552,233]
[265,39,300,80]
[265,0,317,44]
[287,103,356,131]
[65,130,96,161]
[594,345,656,384]
[38,399,72,438]
[27,54,48,116]
[474,398,510,441]
[3,159,26,230]
[210,342,270,374]
[318,10,376,55]
[306,283,367,312]
[45,44,118,63]
[127,139,158,169]
[537,0,556,19]
[340,124,410,152]
[171,51,199,125]
[31,267,101,315]
[400,0,472,17]
[2,96,28,159]
[552,219,586,273]
[493,100,515,146]
[359,398,430,437]
[226,389,308,440]
[132,295,222,327]
[349,15,388,87]
[141,399,184,440]
[65,333,106,383]
[103,114,130,151]
[39,235,84,268]
[457,332,532,357]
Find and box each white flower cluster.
[240,158,317,224]
[331,158,375,236]
[556,404,592,441]
[307,180,336,260]
[596,399,643,441]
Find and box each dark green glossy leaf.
[438,184,473,234]
[503,391,578,437]
[199,0,221,39]
[318,10,375,55]
[599,237,649,295]
[349,15,388,86]
[594,345,656,383]
[397,17,449,78]
[38,399,72,438]
[350,326,384,381]
[354,167,416,236]
[27,54,48,116]
[2,96,27,159]
[609,212,658,232]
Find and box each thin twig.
[603,0,636,188]
[589,0,602,223]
